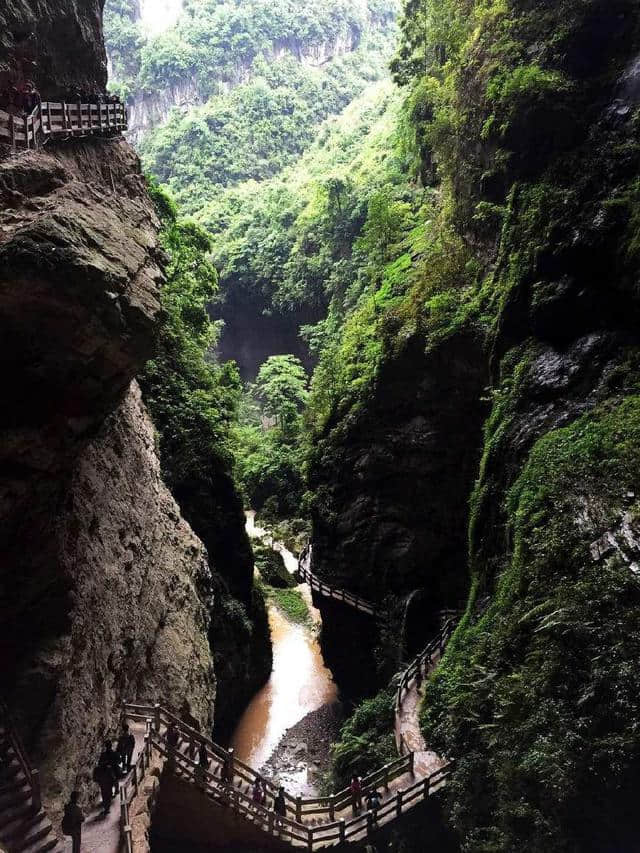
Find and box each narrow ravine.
[230,513,339,794]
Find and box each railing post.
[307,827,313,851]
[409,750,415,775]
[383,764,389,788]
[133,763,139,797]
[366,810,373,837]
[423,776,430,799]
[24,115,29,149]
[329,795,335,821]
[296,794,302,823]
[31,769,41,812]
[339,818,346,843]
[396,788,403,817]
[268,810,274,835]
[228,747,235,781]
[154,703,161,733]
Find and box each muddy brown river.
[230,514,337,782]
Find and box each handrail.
[0,99,127,150]
[395,617,457,712]
[123,703,414,822]
[120,609,460,848]
[297,545,376,617]
[118,717,154,853]
[0,700,41,811]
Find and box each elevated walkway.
[122,615,457,849]
[0,100,127,150]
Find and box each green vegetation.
[266,586,311,625]
[423,397,640,851]
[253,542,295,588]
[139,179,244,575]
[329,687,397,787]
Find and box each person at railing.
[61,790,85,853]
[198,740,209,770]
[350,773,363,814]
[220,751,233,785]
[117,723,136,773]
[365,788,381,825]
[22,81,40,113]
[273,786,287,831]
[251,777,264,810]
[166,721,179,764]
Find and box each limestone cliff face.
[17,383,215,816]
[0,0,107,95]
[308,329,487,684]
[0,133,219,817]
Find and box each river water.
[230,513,337,786]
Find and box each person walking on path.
[99,740,120,794]
[273,786,287,831]
[92,761,115,816]
[61,791,84,853]
[350,774,363,814]
[117,723,135,773]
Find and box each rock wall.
[308,327,488,683]
[0,0,107,95]
[0,132,220,819]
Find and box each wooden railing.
[0,99,127,150]
[297,545,376,617]
[395,617,457,712]
[118,718,155,853]
[0,699,41,812]
[121,705,453,850]
[123,703,414,825]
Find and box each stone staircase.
[0,717,62,853]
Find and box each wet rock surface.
[261,702,345,796]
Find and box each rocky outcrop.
[308,328,487,682]
[0,0,107,96]
[0,134,219,821]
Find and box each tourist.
[221,751,233,785]
[117,723,135,773]
[260,778,268,805]
[273,786,287,830]
[365,788,381,824]
[61,791,84,853]
[98,740,120,794]
[350,773,363,814]
[198,741,209,769]
[92,760,115,816]
[252,778,263,810]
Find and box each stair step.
[13,819,52,852]
[0,785,31,810]
[0,772,27,795]
[0,803,32,833]
[1,809,44,844]
[19,836,59,853]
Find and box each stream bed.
[230,513,341,794]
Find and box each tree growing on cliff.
[254,354,309,434]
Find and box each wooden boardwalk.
[0,100,127,150]
[121,614,457,849]
[297,546,376,616]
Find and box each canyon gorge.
[2,0,640,852]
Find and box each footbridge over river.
[0,552,458,852]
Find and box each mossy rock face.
[253,543,296,588]
[423,396,640,852]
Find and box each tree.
[253,355,309,433]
